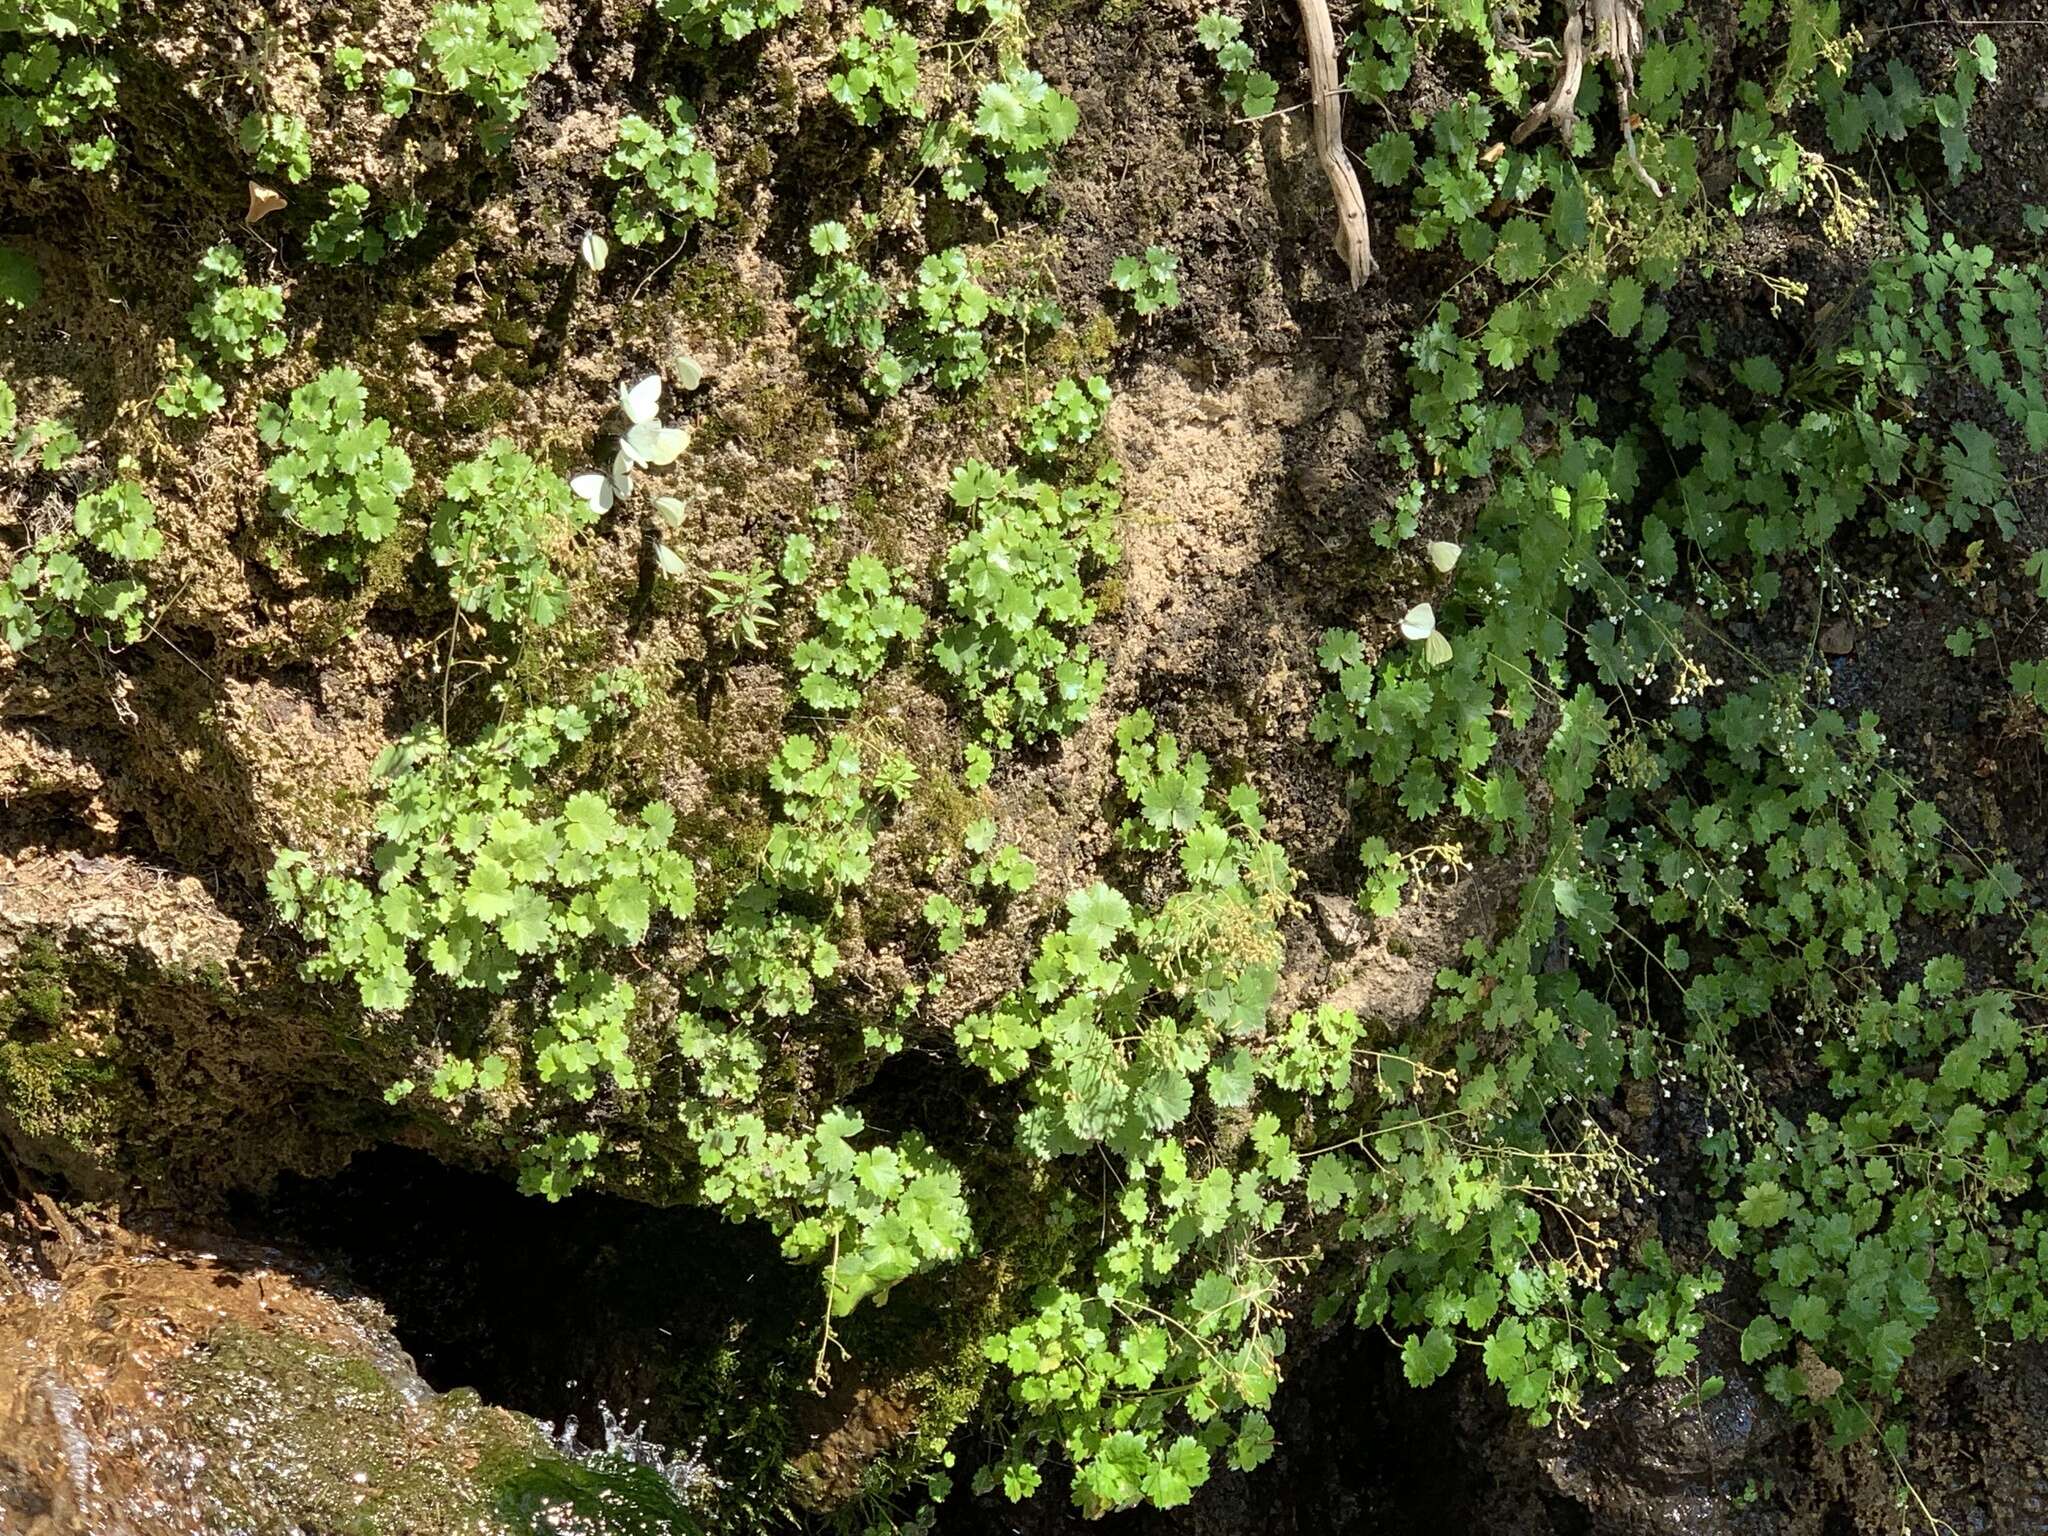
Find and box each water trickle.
[543,1398,724,1508]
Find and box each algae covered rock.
[0,850,389,1201]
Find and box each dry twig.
[1296,0,1374,284]
[1512,0,1662,198]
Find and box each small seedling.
[1112,245,1181,316]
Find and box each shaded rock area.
[0,849,385,1200]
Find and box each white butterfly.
[579,230,609,273]
[570,471,615,516]
[672,354,703,392]
[624,421,690,468]
[1400,603,1453,667]
[654,542,688,578]
[619,374,662,425]
[652,495,689,531]
[609,444,636,499]
[1426,540,1462,574]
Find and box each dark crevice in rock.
[231,1145,813,1453]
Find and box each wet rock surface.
[0,1201,710,1535]
[1536,1354,1785,1536]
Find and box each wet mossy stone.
[489,1452,710,1536]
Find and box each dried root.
[1512,0,1662,199]
[1296,0,1374,284]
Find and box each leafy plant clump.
[1112,245,1181,317]
[935,457,1122,748]
[161,256,260,413]
[793,221,896,379]
[0,473,161,651]
[268,671,694,1096]
[0,0,119,170]
[1194,11,1276,117]
[964,712,1303,1509]
[422,0,557,152]
[603,97,719,248]
[238,109,311,183]
[1018,374,1111,461]
[924,815,1038,953]
[1722,939,2048,1443]
[305,184,425,266]
[687,1107,974,1317]
[430,438,596,627]
[971,64,1079,194]
[791,554,925,711]
[257,366,416,574]
[157,243,285,420]
[828,8,922,125]
[655,0,800,47]
[796,223,1025,396]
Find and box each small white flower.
[579,230,609,273]
[1426,540,1463,574]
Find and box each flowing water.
[0,1184,730,1536]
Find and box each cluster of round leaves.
[971,65,1079,194]
[422,0,557,151]
[655,0,799,46]
[258,367,414,574]
[967,714,1358,1513]
[431,438,596,627]
[0,475,160,652]
[790,554,925,711]
[268,672,695,1029]
[686,1106,973,1317]
[237,109,311,183]
[661,721,972,1317]
[1719,938,2048,1445]
[603,97,719,248]
[934,457,1122,748]
[1110,246,1180,318]
[795,223,1029,397]
[828,7,922,125]
[159,243,285,419]
[305,184,426,267]
[185,242,286,368]
[1193,11,1276,117]
[0,0,120,170]
[1017,374,1111,461]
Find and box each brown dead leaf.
[1795,1342,1843,1402]
[246,182,286,224]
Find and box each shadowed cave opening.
[228,1146,1588,1534]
